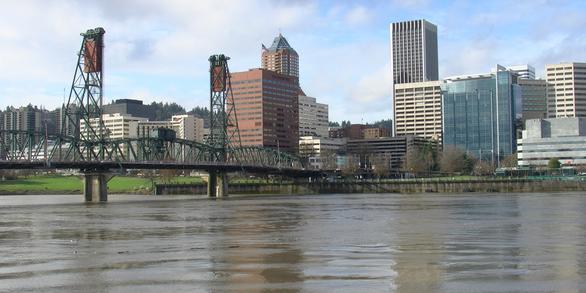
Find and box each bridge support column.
[207,171,228,198]
[216,173,228,197]
[84,172,112,202]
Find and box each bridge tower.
[57,27,107,161]
[59,27,111,202]
[206,54,241,197]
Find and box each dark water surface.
[1,192,586,292]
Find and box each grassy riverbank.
[0,175,204,195]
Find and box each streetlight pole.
[277,137,280,169]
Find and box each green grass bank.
[0,175,204,195]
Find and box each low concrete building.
[132,114,205,142]
[346,136,431,171]
[518,117,586,166]
[299,136,345,170]
[103,99,156,120]
[80,113,147,140]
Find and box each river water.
[1,192,586,292]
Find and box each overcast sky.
[0,0,585,123]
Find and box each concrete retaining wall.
[154,179,586,195]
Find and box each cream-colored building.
[171,115,205,142]
[546,62,586,118]
[80,113,146,140]
[81,113,204,142]
[393,80,442,141]
[132,114,205,142]
[299,136,345,169]
[299,95,329,138]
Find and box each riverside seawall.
[154,179,586,195]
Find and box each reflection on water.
[1,193,586,292]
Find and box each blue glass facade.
[442,69,520,163]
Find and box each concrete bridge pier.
[207,171,228,198]
[84,172,113,202]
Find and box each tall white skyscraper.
[390,19,439,84]
[390,19,439,137]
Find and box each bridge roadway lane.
[0,160,320,177]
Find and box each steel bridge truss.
[0,131,303,170]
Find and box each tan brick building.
[363,127,390,139]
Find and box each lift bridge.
[0,28,313,201]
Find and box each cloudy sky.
[0,0,585,123]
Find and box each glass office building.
[442,65,520,164]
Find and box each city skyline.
[0,0,585,123]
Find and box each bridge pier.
[207,171,228,198]
[84,172,113,202]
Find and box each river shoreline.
[157,178,586,195]
[3,177,585,196]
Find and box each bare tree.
[320,149,338,170]
[341,155,360,177]
[473,160,495,176]
[372,154,391,179]
[403,144,437,177]
[501,153,518,168]
[440,146,475,175]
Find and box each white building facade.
[518,117,586,167]
[132,115,205,142]
[80,113,146,140]
[546,62,586,118]
[81,113,204,142]
[299,95,329,138]
[299,136,345,169]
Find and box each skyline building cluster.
[390,18,586,167]
[2,18,584,171]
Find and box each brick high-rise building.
[231,68,299,153]
[261,33,299,79]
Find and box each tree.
[473,160,495,176]
[440,146,475,175]
[341,155,360,177]
[501,153,518,168]
[368,119,393,131]
[403,145,436,176]
[149,102,186,121]
[372,155,391,179]
[548,158,561,169]
[320,149,338,171]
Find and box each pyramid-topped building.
[262,33,299,78]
